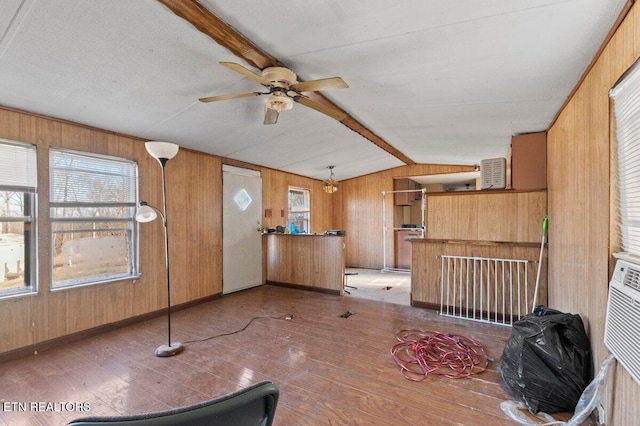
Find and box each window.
[0,140,37,298]
[288,186,310,233]
[49,149,139,288]
[611,58,640,257]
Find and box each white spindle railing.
[439,255,532,326]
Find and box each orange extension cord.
[390,329,489,381]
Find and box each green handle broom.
[532,215,548,313]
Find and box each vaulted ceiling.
[0,0,628,180]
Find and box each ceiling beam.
[155,0,415,165]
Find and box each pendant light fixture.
[323,165,338,193]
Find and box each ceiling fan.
[199,62,349,125]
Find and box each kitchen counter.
[265,233,345,294]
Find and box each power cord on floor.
[182,314,293,346]
[390,329,489,381]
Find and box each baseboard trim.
[266,281,341,296]
[0,293,221,363]
[410,300,440,312]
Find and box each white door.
[222,165,263,294]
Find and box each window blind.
[0,139,37,191]
[48,148,139,288]
[611,58,640,256]
[50,149,137,205]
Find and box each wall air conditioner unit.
[480,158,506,189]
[604,256,640,385]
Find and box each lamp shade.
[135,203,158,222]
[145,141,179,161]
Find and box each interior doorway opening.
[343,268,410,306]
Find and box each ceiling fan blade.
[220,62,271,86]
[199,91,262,102]
[291,77,348,92]
[264,107,279,125]
[294,96,348,121]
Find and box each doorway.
[344,268,411,305]
[222,165,263,294]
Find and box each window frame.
[287,186,310,233]
[611,58,640,258]
[0,139,38,299]
[49,148,140,290]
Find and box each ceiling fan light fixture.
[264,94,293,113]
[202,62,348,125]
[323,165,338,193]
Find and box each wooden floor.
[1,285,541,425]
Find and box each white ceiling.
[0,0,627,181]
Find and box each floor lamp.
[136,141,183,357]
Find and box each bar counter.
[265,233,345,295]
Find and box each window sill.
[0,288,37,301]
[51,273,142,292]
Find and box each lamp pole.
[136,141,183,357]
[159,156,175,355]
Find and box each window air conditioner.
[604,256,640,385]
[480,157,506,189]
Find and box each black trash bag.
[499,306,593,414]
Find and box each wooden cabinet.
[394,178,420,205]
[511,132,547,190]
[395,229,420,269]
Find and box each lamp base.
[155,342,184,357]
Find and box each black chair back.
[68,381,279,426]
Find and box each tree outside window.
[0,140,37,298]
[49,149,139,289]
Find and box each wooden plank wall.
[547,2,640,424]
[426,190,547,242]
[0,106,329,357]
[261,167,335,234]
[338,164,475,269]
[0,106,222,355]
